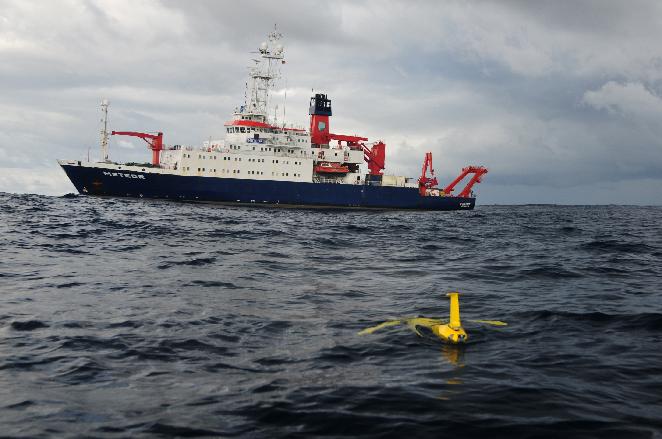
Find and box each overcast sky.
[1,0,661,204]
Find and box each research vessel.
[58,30,487,210]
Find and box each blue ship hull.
[60,164,476,210]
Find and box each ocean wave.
[580,239,654,254]
[517,266,583,279]
[1,195,661,437]
[519,310,662,331]
[9,320,49,331]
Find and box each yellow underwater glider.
[358,292,507,344]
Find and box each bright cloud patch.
[583,81,662,122]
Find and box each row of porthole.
[184,167,239,174]
[183,167,302,178]
[271,172,302,177]
[191,153,308,163]
[227,126,308,136]
[271,159,302,165]
[186,146,308,158]
[185,165,299,173]
[187,148,306,159]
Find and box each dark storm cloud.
[0,0,660,204]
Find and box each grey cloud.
[0,0,661,204]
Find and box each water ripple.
[0,193,661,437]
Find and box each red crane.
[444,166,489,198]
[418,152,438,195]
[363,141,386,176]
[111,131,164,166]
[324,133,386,177]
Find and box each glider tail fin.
[447,292,462,330]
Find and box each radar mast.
[241,26,285,122]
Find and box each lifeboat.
[314,162,350,174]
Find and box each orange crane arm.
[418,152,438,195]
[362,141,386,176]
[444,166,488,197]
[111,131,164,166]
[422,152,434,178]
[111,131,160,141]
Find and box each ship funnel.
[309,93,332,145]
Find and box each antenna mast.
[283,79,287,127]
[241,26,285,122]
[99,99,110,162]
